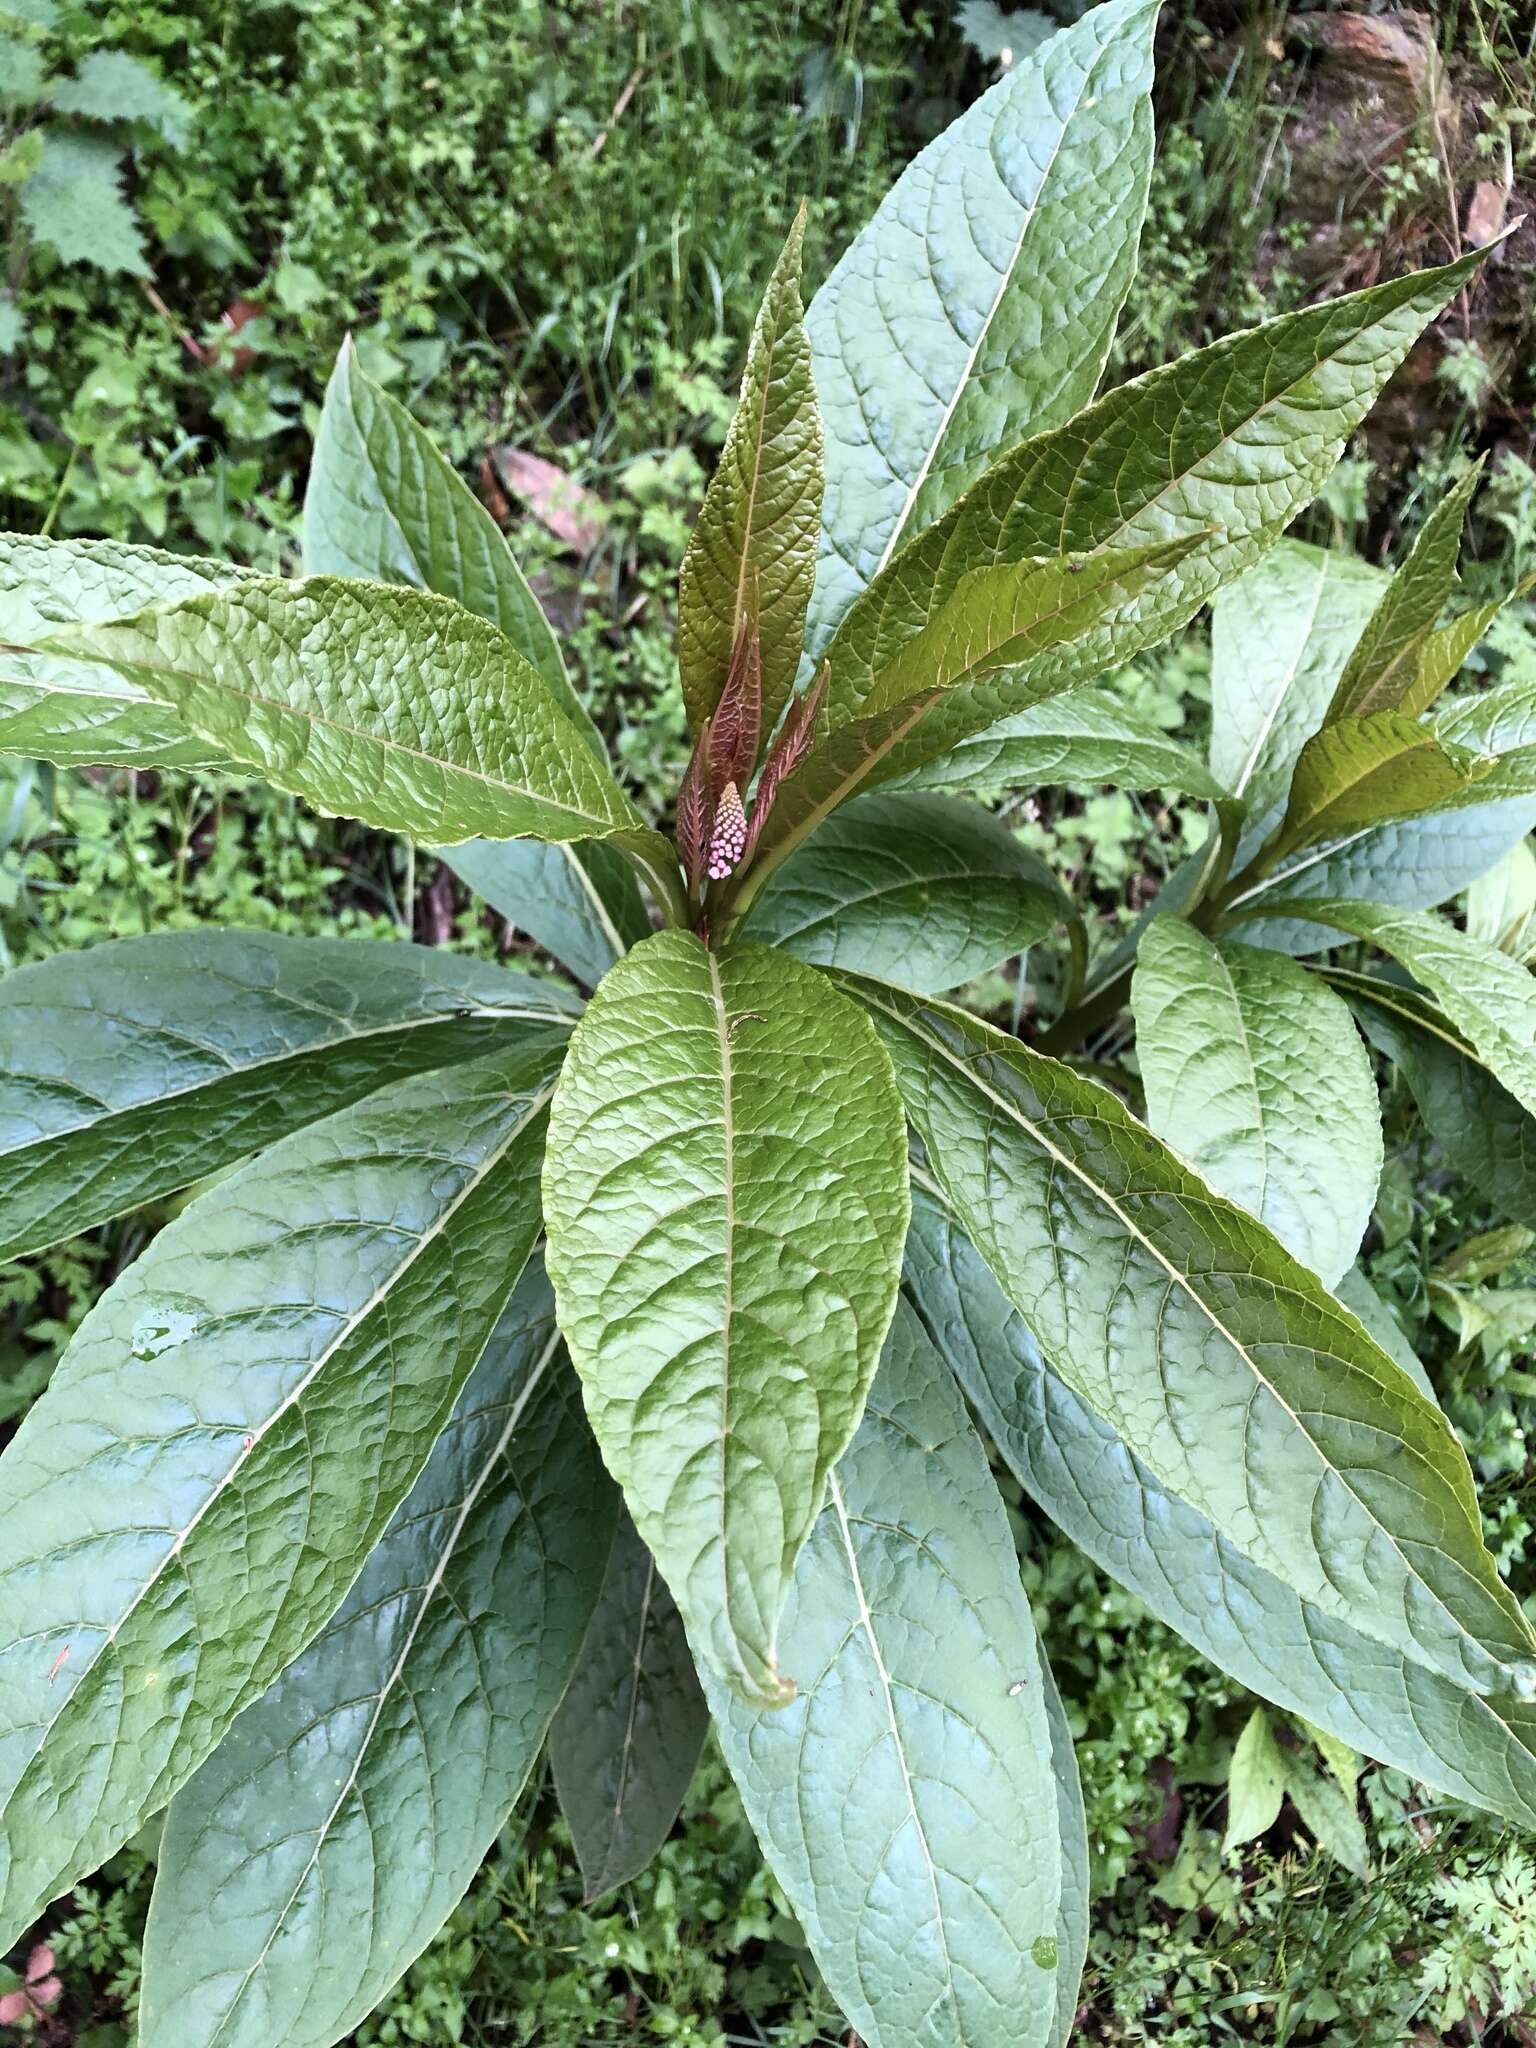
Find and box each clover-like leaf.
[140,1260,614,2048]
[851,976,1536,1699]
[0,1041,562,1946]
[1131,918,1381,1285]
[705,1296,1070,2048]
[0,929,576,1263]
[543,931,908,1705]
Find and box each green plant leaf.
[1324,463,1483,722]
[0,1041,562,1946]
[1223,1708,1285,1854]
[740,540,1200,888]
[1041,1653,1089,2048]
[1412,573,1536,708]
[46,578,655,850]
[1224,795,1536,954]
[1436,671,1536,802]
[1468,838,1536,953]
[139,1259,614,2048]
[542,931,908,1705]
[1280,1751,1369,1876]
[1210,540,1386,826]
[1271,712,1494,856]
[678,213,821,737]
[439,836,649,990]
[0,533,250,769]
[896,684,1226,798]
[0,929,575,1264]
[802,0,1160,668]
[51,49,191,145]
[851,977,1536,1698]
[705,1296,1069,2048]
[549,1509,709,1903]
[1332,968,1536,1231]
[1269,900,1536,1118]
[901,1186,1536,1831]
[744,790,1061,992]
[18,130,147,276]
[1335,1265,1433,1400]
[1131,919,1381,1285]
[820,246,1490,732]
[304,338,601,751]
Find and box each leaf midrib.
[865,988,1526,1680]
[192,1322,563,2048]
[2,1076,555,1888]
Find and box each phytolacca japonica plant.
[3,4,1536,2043]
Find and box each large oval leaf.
[543,931,908,1705]
[849,975,1536,1699]
[902,1186,1536,1831]
[0,1041,560,1945]
[549,1509,709,1903]
[803,0,1160,666]
[705,1295,1070,2048]
[440,836,649,991]
[139,1259,614,2048]
[1131,918,1381,1285]
[821,247,1490,731]
[744,790,1061,992]
[42,579,652,849]
[0,533,248,770]
[304,338,601,749]
[0,930,576,1262]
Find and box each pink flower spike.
[706,782,747,881]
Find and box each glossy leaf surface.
[1131,918,1381,1285]
[45,579,650,848]
[543,932,908,1704]
[1274,711,1493,853]
[853,977,1536,1698]
[141,1261,614,2048]
[803,0,1159,666]
[745,790,1061,992]
[0,1043,560,1945]
[902,1187,1536,1830]
[0,930,575,1262]
[549,1510,709,1903]
[706,1297,1068,2048]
